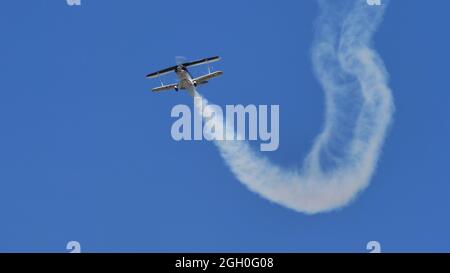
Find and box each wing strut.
[206,59,211,74]
[157,72,165,87]
[159,75,164,87]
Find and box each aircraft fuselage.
[175,65,195,90]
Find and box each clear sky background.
[0,0,449,252]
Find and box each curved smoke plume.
[193,0,394,214]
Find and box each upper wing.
[146,65,178,79]
[146,56,220,78]
[152,83,178,92]
[193,71,224,84]
[182,56,220,68]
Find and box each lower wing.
[152,83,178,92]
[193,71,223,85]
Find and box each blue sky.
[0,0,449,252]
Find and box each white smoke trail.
[192,0,394,214]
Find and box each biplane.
[146,56,223,93]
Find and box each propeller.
[175,56,187,65]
